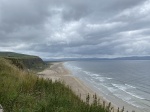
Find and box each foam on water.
[107,87,117,92]
[112,84,145,100]
[125,84,136,89]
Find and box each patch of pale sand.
[0,109,2,112]
[37,62,141,112]
[0,104,3,112]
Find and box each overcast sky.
[0,0,150,59]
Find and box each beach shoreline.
[37,62,97,103]
[37,62,141,112]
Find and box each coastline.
[37,62,140,112]
[37,62,96,103]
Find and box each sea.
[64,60,150,112]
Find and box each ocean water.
[64,60,150,112]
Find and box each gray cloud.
[0,0,150,59]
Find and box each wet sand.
[37,62,140,112]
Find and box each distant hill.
[113,56,150,60]
[45,56,150,61]
[0,52,46,70]
[0,52,37,59]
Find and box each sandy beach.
[37,62,96,103]
[37,62,141,112]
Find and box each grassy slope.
[0,52,46,71]
[0,52,37,58]
[0,58,113,112]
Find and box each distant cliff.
[0,52,46,70]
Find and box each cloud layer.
[0,0,150,59]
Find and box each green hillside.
[0,52,46,71]
[0,58,113,112]
[0,52,37,59]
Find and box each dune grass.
[0,58,115,112]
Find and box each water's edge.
[64,61,150,112]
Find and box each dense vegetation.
[0,58,117,112]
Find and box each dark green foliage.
[0,58,112,112]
